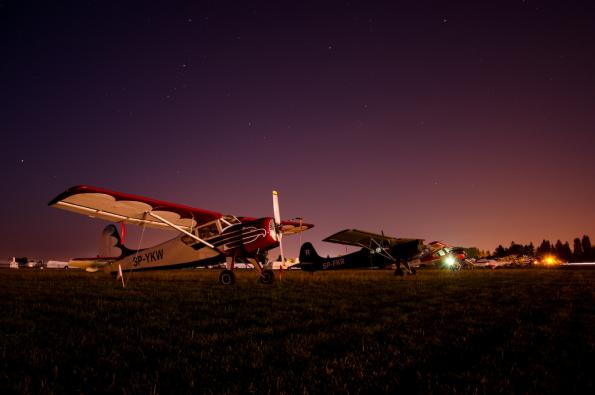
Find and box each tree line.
[489,235,593,262]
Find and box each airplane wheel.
[410,268,417,275]
[259,269,275,284]
[219,270,235,285]
[394,268,404,276]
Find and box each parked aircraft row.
[46,185,473,285]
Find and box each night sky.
[2,1,595,260]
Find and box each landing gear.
[394,266,416,276]
[219,269,236,285]
[259,269,275,284]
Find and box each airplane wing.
[236,217,314,235]
[323,229,419,248]
[48,185,223,231]
[279,220,314,235]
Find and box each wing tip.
[48,184,93,206]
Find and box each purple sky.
[2,1,595,260]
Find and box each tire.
[219,270,236,285]
[259,269,275,284]
[394,268,404,276]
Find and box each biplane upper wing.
[322,229,419,248]
[48,185,223,231]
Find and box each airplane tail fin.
[99,224,133,258]
[298,242,323,271]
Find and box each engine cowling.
[241,217,279,255]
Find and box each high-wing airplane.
[409,241,463,269]
[49,185,313,285]
[298,229,424,275]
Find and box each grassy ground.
[1,268,594,394]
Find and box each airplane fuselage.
[107,217,279,273]
[299,245,393,272]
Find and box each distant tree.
[554,240,564,258]
[582,235,592,261]
[465,247,480,259]
[524,242,535,257]
[573,238,583,262]
[495,245,506,258]
[536,240,552,257]
[561,241,572,262]
[508,241,523,256]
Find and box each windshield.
[220,215,241,230]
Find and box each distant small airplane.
[471,258,511,269]
[298,229,424,275]
[410,241,463,269]
[49,185,312,285]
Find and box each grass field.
[1,268,594,394]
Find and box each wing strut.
[358,238,395,262]
[147,211,216,249]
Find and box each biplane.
[298,229,423,275]
[49,185,312,285]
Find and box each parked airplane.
[471,258,512,269]
[410,241,463,269]
[49,185,312,285]
[298,229,423,275]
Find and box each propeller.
[272,190,285,267]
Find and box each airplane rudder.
[299,242,321,263]
[100,224,131,257]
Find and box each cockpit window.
[196,222,220,240]
[221,215,241,225]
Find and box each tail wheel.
[219,270,236,285]
[259,269,275,285]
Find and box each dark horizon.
[2,1,595,260]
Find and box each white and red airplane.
[49,185,312,285]
[409,241,464,269]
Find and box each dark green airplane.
[298,229,423,276]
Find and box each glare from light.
[444,256,456,267]
[543,255,559,265]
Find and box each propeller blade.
[272,190,281,226]
[272,190,285,265]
